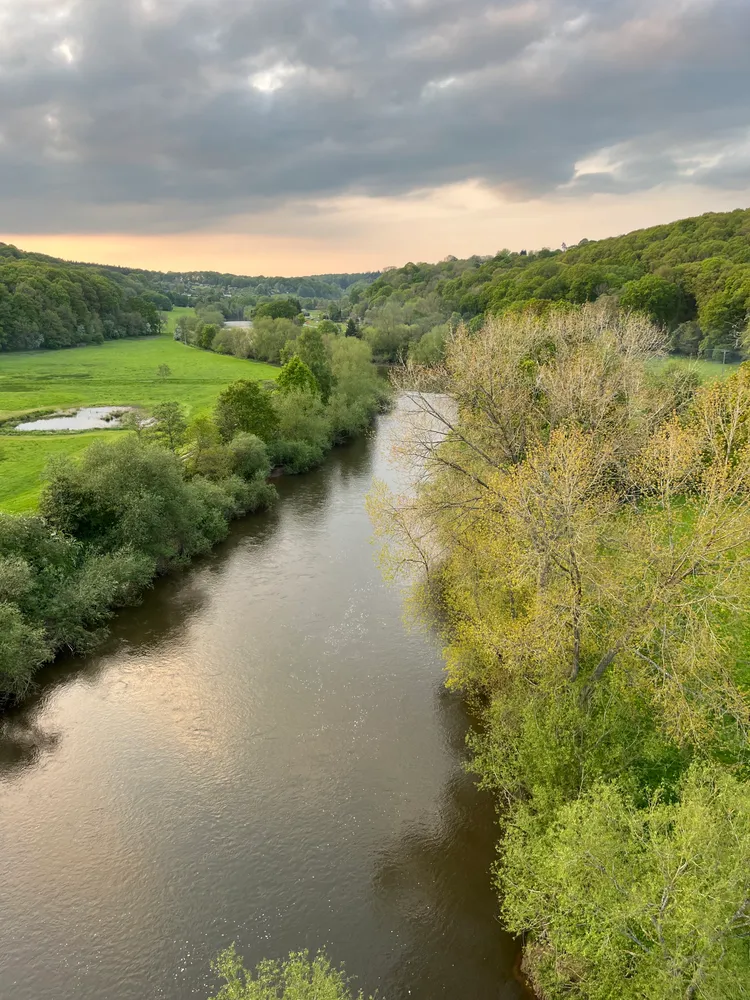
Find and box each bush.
[501,766,750,1000]
[229,433,272,480]
[268,439,326,474]
[272,389,331,450]
[209,945,370,1000]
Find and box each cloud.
[0,0,748,234]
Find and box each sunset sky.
[2,0,749,275]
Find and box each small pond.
[15,406,131,432]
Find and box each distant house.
[224,320,252,329]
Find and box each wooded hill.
[0,241,379,335]
[358,206,750,360]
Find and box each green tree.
[276,355,319,396]
[228,433,271,480]
[253,297,302,321]
[316,319,339,335]
[501,767,750,1000]
[186,415,233,480]
[209,945,371,1000]
[294,328,335,402]
[0,602,50,698]
[157,363,172,378]
[214,379,278,442]
[150,401,187,452]
[198,323,219,350]
[345,317,359,338]
[619,274,684,326]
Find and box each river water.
[0,403,524,1000]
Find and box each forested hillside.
[356,207,750,362]
[0,242,379,340]
[0,251,162,351]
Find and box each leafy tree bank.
[371,305,750,998]
[357,207,750,362]
[0,337,388,704]
[0,256,162,351]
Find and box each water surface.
[15,406,131,431]
[0,403,524,1000]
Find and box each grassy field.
[0,336,278,512]
[647,356,742,381]
[0,432,118,513]
[162,306,196,336]
[0,336,277,422]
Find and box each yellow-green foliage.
[370,305,750,997]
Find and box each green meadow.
[647,356,742,381]
[0,336,278,512]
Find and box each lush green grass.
[647,357,743,382]
[0,336,278,512]
[0,432,117,513]
[162,306,195,336]
[0,336,278,422]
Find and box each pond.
[0,400,526,1000]
[14,406,131,431]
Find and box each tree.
[185,415,233,480]
[157,363,171,378]
[214,379,278,442]
[370,308,750,997]
[198,323,219,350]
[209,945,371,1000]
[501,767,750,1000]
[228,433,271,480]
[252,297,302,321]
[316,319,339,335]
[276,355,319,396]
[294,328,335,402]
[150,401,187,452]
[345,317,359,338]
[120,408,149,440]
[619,274,685,327]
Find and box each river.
[0,402,525,1000]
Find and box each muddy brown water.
[0,401,525,1000]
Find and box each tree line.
[0,332,389,703]
[0,241,379,328]
[0,256,162,351]
[371,304,750,998]
[354,207,750,363]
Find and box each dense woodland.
[0,252,162,351]
[373,305,750,999]
[355,207,750,362]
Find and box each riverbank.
[0,403,524,1000]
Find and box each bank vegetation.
[370,303,750,999]
[0,333,388,704]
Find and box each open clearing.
[0,335,277,422]
[0,336,278,512]
[162,306,196,335]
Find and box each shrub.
[209,945,370,1000]
[268,439,326,475]
[229,433,272,480]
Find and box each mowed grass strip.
[0,336,278,421]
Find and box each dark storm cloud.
[0,0,748,232]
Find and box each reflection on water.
[0,404,524,1000]
[15,406,131,431]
